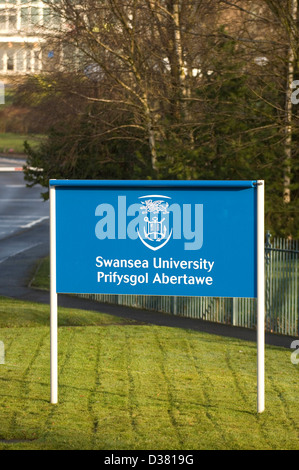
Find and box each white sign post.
[50,184,58,405]
[257,180,265,413]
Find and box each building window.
[16,49,25,72]
[20,7,29,27]
[0,13,5,29]
[7,54,14,71]
[8,8,16,29]
[0,5,17,31]
[20,4,41,30]
[31,6,39,25]
[43,7,60,29]
[33,49,40,71]
[0,51,4,72]
[26,49,31,72]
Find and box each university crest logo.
[95,194,203,251]
[137,195,173,251]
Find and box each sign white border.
[49,180,265,413]
[257,180,265,413]
[50,184,58,405]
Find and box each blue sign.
[50,180,257,298]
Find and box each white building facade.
[0,0,59,75]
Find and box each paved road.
[0,155,25,171]
[0,163,295,349]
[0,166,49,241]
[0,164,50,298]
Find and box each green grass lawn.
[0,133,44,154]
[0,292,299,450]
[29,256,50,290]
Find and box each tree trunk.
[143,93,158,173]
[284,0,298,203]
